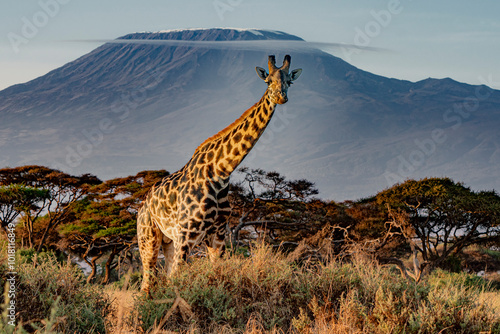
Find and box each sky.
[1,0,499,91]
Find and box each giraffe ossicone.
[137,54,302,293]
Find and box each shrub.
[409,270,500,333]
[0,243,110,333]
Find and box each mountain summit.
[1,28,499,200]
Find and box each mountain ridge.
[1,28,499,200]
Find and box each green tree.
[376,177,500,273]
[0,184,50,239]
[0,166,100,250]
[228,168,341,250]
[58,170,169,283]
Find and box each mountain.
[1,28,499,200]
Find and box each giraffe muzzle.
[274,93,288,104]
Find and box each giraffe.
[137,54,302,293]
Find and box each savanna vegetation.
[1,165,499,333]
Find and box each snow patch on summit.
[151,28,264,34]
[137,28,289,37]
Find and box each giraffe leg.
[206,227,227,261]
[168,230,195,276]
[161,236,176,276]
[214,213,229,250]
[137,209,162,294]
[160,242,186,278]
[210,232,226,251]
[209,199,230,254]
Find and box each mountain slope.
[1,28,499,200]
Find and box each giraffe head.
[255,55,302,104]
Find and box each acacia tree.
[229,168,335,248]
[0,165,101,250]
[59,170,169,283]
[376,177,500,274]
[60,197,137,283]
[234,167,319,201]
[0,185,50,239]
[343,199,388,242]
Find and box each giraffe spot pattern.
[233,132,242,143]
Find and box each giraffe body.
[138,55,302,293]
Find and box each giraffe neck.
[191,91,277,179]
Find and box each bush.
[135,243,301,331]
[0,243,110,333]
[409,270,499,333]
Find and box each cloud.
[70,37,386,54]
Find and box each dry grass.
[121,243,500,334]
[1,241,500,334]
[106,287,138,333]
[479,291,500,317]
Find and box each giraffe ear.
[290,68,302,81]
[255,67,268,81]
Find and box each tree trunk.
[25,217,34,249]
[103,247,120,284]
[36,221,53,253]
[85,254,102,284]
